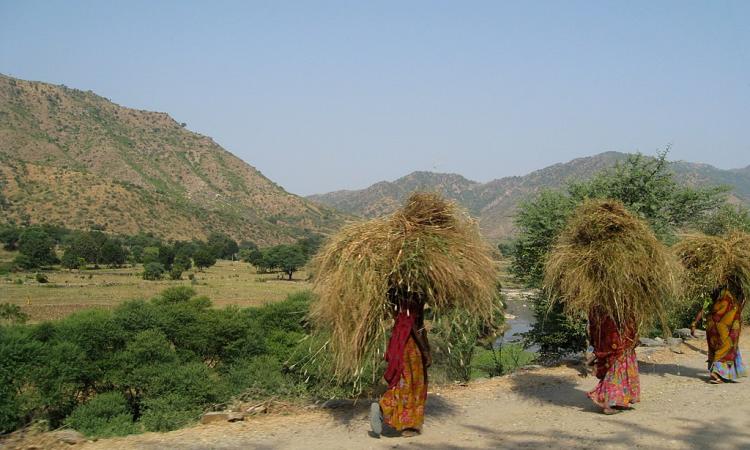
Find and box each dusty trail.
[10,340,750,450]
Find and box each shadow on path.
[506,372,597,412]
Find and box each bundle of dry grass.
[673,231,750,300]
[543,199,680,331]
[309,192,499,380]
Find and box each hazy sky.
[1,1,749,195]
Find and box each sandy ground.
[7,339,750,450]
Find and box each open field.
[0,259,310,321]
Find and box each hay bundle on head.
[543,199,681,331]
[310,192,499,381]
[673,231,750,300]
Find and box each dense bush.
[65,392,139,437]
[0,288,504,438]
[142,262,165,280]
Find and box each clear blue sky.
[1,1,748,195]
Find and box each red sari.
[587,308,640,408]
[379,307,428,431]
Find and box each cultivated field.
[0,253,310,321]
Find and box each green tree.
[192,247,216,271]
[266,244,308,280]
[17,228,58,268]
[207,233,238,260]
[100,240,127,268]
[0,226,20,251]
[64,231,107,266]
[61,250,85,270]
[143,262,165,281]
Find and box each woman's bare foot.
[602,407,620,415]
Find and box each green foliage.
[0,304,29,325]
[698,203,750,236]
[207,232,239,260]
[510,191,575,287]
[248,243,311,279]
[169,266,183,280]
[192,246,216,270]
[13,254,35,270]
[0,288,509,438]
[100,239,127,267]
[61,251,85,270]
[139,394,200,432]
[142,262,165,280]
[65,392,139,438]
[523,292,587,358]
[35,272,48,283]
[470,343,536,378]
[17,228,58,268]
[0,225,20,251]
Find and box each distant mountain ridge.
[0,74,343,244]
[309,152,750,241]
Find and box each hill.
[0,74,343,244]
[309,152,750,241]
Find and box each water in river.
[497,288,537,350]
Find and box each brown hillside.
[0,74,343,244]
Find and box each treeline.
[506,151,750,357]
[0,225,323,280]
[238,235,322,280]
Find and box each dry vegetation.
[310,193,499,380]
[673,231,750,300]
[543,199,681,332]
[0,259,310,321]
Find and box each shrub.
[225,355,300,398]
[142,262,165,281]
[61,251,85,270]
[470,343,537,378]
[169,266,183,280]
[13,254,34,270]
[0,304,29,325]
[35,272,48,283]
[65,391,138,438]
[139,394,200,432]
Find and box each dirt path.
[11,340,750,450]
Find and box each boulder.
[52,430,86,445]
[639,337,666,347]
[675,328,693,339]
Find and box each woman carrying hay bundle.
[544,199,679,414]
[309,192,498,437]
[370,288,431,437]
[675,233,750,383]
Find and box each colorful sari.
[706,287,747,381]
[587,309,640,408]
[379,309,428,431]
